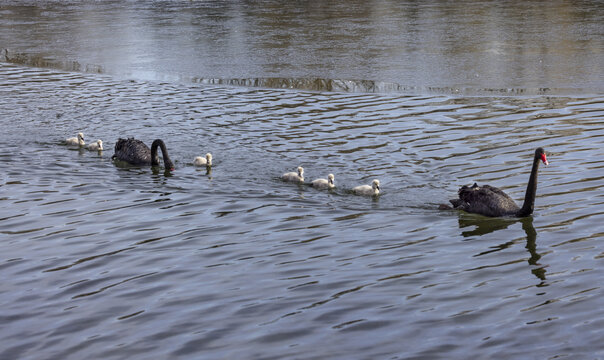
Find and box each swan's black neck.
[516,150,542,217]
[150,139,174,170]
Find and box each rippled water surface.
[1,1,604,359]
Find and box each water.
[1,1,604,359]
[2,0,603,93]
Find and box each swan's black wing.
[113,138,152,165]
[451,183,520,217]
[479,185,515,200]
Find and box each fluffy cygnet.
[87,139,103,151]
[353,179,380,196]
[282,166,304,183]
[66,132,85,146]
[194,153,212,166]
[312,174,335,190]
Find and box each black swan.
[448,147,548,217]
[112,138,175,171]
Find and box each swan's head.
[328,174,335,186]
[206,153,212,165]
[165,159,175,171]
[96,139,103,150]
[372,179,380,191]
[77,132,84,141]
[536,147,548,166]
[297,166,304,177]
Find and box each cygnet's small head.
[328,174,335,186]
[78,132,85,141]
[206,153,213,165]
[297,166,304,177]
[96,139,103,150]
[372,179,380,191]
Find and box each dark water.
[1,1,604,359]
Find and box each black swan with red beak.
[448,147,548,217]
[112,138,175,171]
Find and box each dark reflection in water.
[0,1,603,357]
[112,158,174,178]
[522,217,547,282]
[1,63,602,359]
[460,214,546,281]
[458,214,518,237]
[150,167,174,178]
[1,48,104,73]
[198,166,212,177]
[193,76,568,95]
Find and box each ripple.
[0,62,603,359]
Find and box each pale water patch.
[1,1,603,93]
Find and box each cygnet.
[66,132,85,146]
[194,153,212,166]
[312,174,335,190]
[353,179,380,196]
[282,166,304,183]
[87,139,103,151]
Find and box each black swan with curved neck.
[112,138,175,171]
[448,147,548,217]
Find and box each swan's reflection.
[522,217,546,281]
[457,214,516,237]
[113,159,173,178]
[196,166,212,177]
[457,214,545,281]
[151,166,173,178]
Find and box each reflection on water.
[4,48,584,95]
[1,48,104,74]
[522,218,547,282]
[1,1,603,93]
[0,0,603,358]
[1,63,602,359]
[460,214,546,281]
[458,213,519,237]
